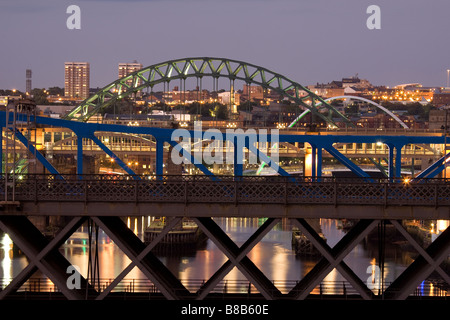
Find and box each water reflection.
[0,218,445,296]
[0,233,14,283]
[125,217,412,287]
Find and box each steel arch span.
[64,57,352,126]
[288,95,410,129]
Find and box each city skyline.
[0,1,449,307]
[1,0,450,92]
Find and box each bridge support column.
[316,146,322,179]
[307,145,323,179]
[156,139,164,178]
[77,136,83,176]
[233,137,243,176]
[311,145,316,179]
[387,143,395,179]
[304,143,316,178]
[395,146,402,179]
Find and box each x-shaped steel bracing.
[0,215,448,300]
[93,217,283,300]
[92,216,191,300]
[290,218,378,299]
[0,216,95,300]
[290,218,450,300]
[384,220,450,299]
[193,217,282,299]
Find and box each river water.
[0,217,444,296]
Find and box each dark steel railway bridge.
[0,174,448,300]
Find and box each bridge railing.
[2,277,447,298]
[2,174,450,207]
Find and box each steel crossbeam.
[13,129,60,176]
[384,221,450,300]
[194,217,282,300]
[167,140,215,178]
[95,217,183,300]
[0,214,447,300]
[324,145,373,180]
[289,219,379,300]
[390,220,450,286]
[92,216,191,300]
[0,216,94,299]
[89,134,139,177]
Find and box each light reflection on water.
[0,218,437,294]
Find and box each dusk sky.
[1,0,450,92]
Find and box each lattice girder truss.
[0,215,448,300]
